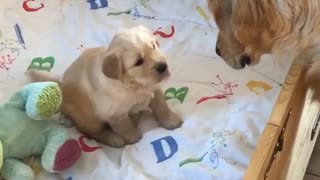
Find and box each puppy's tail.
[305,60,320,101]
[25,69,62,85]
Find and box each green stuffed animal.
[0,82,81,180]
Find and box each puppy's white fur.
[27,26,182,147]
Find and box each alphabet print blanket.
[0,0,293,179]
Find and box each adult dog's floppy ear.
[207,0,233,27]
[103,52,123,80]
[232,0,265,27]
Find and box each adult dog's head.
[104,26,169,86]
[207,0,281,69]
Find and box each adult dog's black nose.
[215,47,221,56]
[240,55,251,68]
[155,63,168,73]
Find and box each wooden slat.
[268,62,305,126]
[244,124,279,180]
[244,61,305,180]
[287,89,320,179]
[267,83,305,180]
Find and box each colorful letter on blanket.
[153,26,175,39]
[246,80,273,95]
[165,87,189,103]
[27,56,55,72]
[87,0,108,10]
[151,136,178,163]
[78,135,102,153]
[22,0,45,12]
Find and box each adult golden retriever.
[207,0,320,100]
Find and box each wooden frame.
[245,61,320,180]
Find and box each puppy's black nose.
[240,55,251,68]
[215,47,221,56]
[155,63,168,73]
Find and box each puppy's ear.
[103,53,123,80]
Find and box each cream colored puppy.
[27,26,182,147]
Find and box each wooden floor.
[304,136,320,180]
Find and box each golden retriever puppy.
[27,26,182,147]
[207,0,320,99]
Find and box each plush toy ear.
[25,82,62,120]
[102,52,123,80]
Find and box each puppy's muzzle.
[155,63,168,74]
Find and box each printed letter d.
[151,136,178,163]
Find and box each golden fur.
[207,0,320,100]
[27,26,182,147]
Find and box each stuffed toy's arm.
[7,82,62,120]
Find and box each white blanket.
[0,0,292,179]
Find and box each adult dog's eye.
[134,58,144,66]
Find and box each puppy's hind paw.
[58,113,74,128]
[123,129,142,145]
[109,137,126,148]
[102,132,126,148]
[160,112,183,130]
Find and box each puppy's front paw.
[106,134,126,148]
[160,112,183,130]
[58,113,74,128]
[122,129,142,144]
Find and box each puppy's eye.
[134,58,144,66]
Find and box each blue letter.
[87,0,108,10]
[151,136,178,163]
